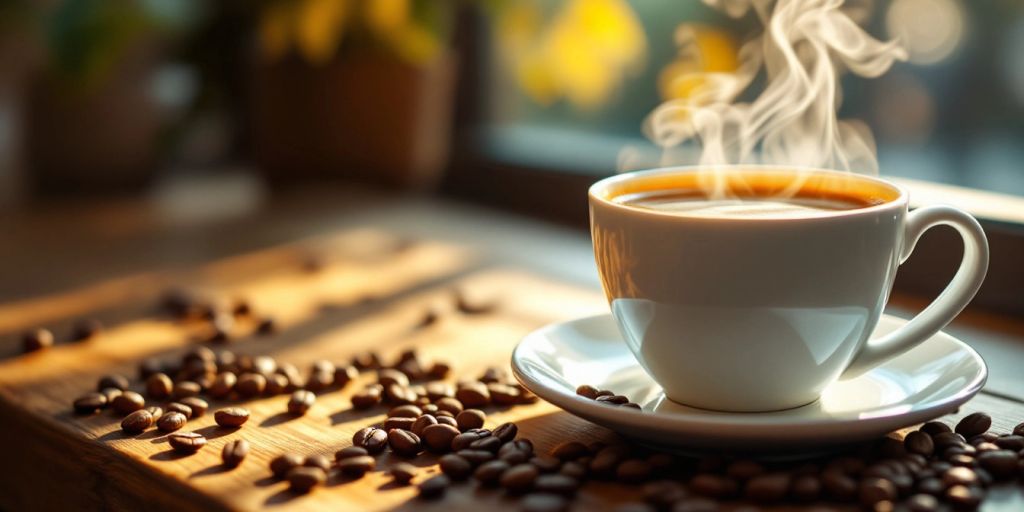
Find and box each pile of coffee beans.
[576,384,642,409]
[21,318,104,353]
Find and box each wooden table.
[1,181,1022,511]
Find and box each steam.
[642,0,907,196]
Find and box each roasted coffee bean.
[821,469,857,501]
[351,351,381,371]
[956,413,992,438]
[532,474,579,497]
[100,387,123,405]
[455,409,486,431]
[488,383,522,406]
[904,431,935,456]
[111,391,145,416]
[451,430,488,452]
[222,439,249,468]
[501,463,540,493]
[859,477,898,507]
[270,453,303,478]
[977,450,1017,479]
[436,415,459,429]
[378,368,409,388]
[168,432,206,453]
[575,384,601,399]
[969,432,999,445]
[171,381,201,400]
[138,358,165,380]
[303,454,331,472]
[456,449,495,466]
[384,383,417,404]
[439,454,473,480]
[351,386,383,409]
[335,446,369,461]
[236,372,266,398]
[424,382,453,401]
[492,422,518,444]
[551,441,589,461]
[906,493,940,512]
[641,480,687,508]
[255,316,277,335]
[423,362,449,381]
[333,364,358,387]
[617,459,653,483]
[353,426,388,454]
[263,373,289,396]
[434,397,463,416]
[725,460,764,481]
[596,395,630,405]
[387,462,416,485]
[73,392,107,414]
[474,459,511,486]
[421,423,460,452]
[500,439,534,457]
[304,371,333,392]
[142,373,171,400]
[743,472,790,503]
[418,474,450,499]
[214,407,250,428]
[942,466,978,487]
[287,390,315,415]
[920,421,953,436]
[179,397,208,417]
[207,372,237,399]
[157,411,187,432]
[455,382,490,408]
[791,474,821,502]
[121,409,153,434]
[287,466,325,492]
[530,455,562,473]
[590,445,630,477]
[559,461,587,480]
[388,429,422,456]
[411,415,438,436]
[995,435,1024,451]
[384,417,416,431]
[97,374,129,392]
[23,328,54,352]
[933,432,967,450]
[1013,422,1024,437]
[945,485,984,509]
[166,402,192,419]
[917,477,944,496]
[388,404,422,418]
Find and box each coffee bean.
[501,463,539,493]
[166,402,192,419]
[97,374,129,392]
[436,415,459,429]
[1013,422,1024,437]
[550,441,589,461]
[303,454,331,472]
[433,397,463,416]
[488,423,516,445]
[384,383,417,404]
[304,371,333,392]
[725,460,764,481]
[214,407,250,428]
[522,493,568,512]
[221,439,249,468]
[384,417,416,431]
[157,411,187,432]
[262,373,287,396]
[178,397,208,417]
[995,435,1024,451]
[821,469,856,501]
[641,480,687,508]
[255,317,277,335]
[945,485,983,509]
[411,415,438,436]
[141,373,171,400]
[902,431,935,457]
[120,409,153,434]
[791,474,821,501]
[377,368,408,388]
[933,432,967,450]
[472,459,510,486]
[956,413,992,438]
[419,423,458,452]
[388,404,422,419]
[236,372,266,398]
[977,450,1017,479]
[906,493,940,512]
[418,474,450,499]
[488,383,521,405]
[744,472,790,503]
[351,386,382,409]
[383,462,415,485]
[590,445,630,477]
[671,497,719,512]
[23,328,54,352]
[207,372,237,399]
[287,466,325,492]
[859,477,897,507]
[353,426,388,454]
[917,477,944,496]
[535,474,579,496]
[469,435,502,453]
[617,459,653,483]
[270,453,303,478]
[168,432,206,453]
[501,439,534,457]
[388,429,422,457]
[171,381,201,400]
[111,391,145,416]
[451,430,489,452]
[455,382,490,408]
[72,318,103,341]
[73,392,107,414]
[531,455,562,473]
[595,394,629,405]
[920,421,952,436]
[287,390,315,416]
[456,449,495,466]
[436,454,471,480]
[455,409,486,431]
[575,384,601,399]
[942,466,978,487]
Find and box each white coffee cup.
[589,166,989,412]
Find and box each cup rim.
[589,165,909,222]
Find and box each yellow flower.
[296,0,350,65]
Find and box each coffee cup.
[589,166,989,412]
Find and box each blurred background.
[0,0,1022,209]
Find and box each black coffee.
[615,191,869,218]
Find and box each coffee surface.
[614,191,869,218]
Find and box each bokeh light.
[885,0,966,65]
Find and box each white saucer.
[511,313,987,453]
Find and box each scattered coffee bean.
[456,409,486,431]
[531,455,562,473]
[214,407,250,428]
[384,417,416,431]
[143,373,171,400]
[97,374,130,392]
[418,474,450,499]
[995,435,1024,451]
[575,384,601,399]
[455,382,490,408]
[905,431,936,456]
[551,441,589,461]
[178,397,208,417]
[955,413,992,438]
[502,463,540,494]
[222,439,249,468]
[475,459,511,486]
[423,423,460,452]
[617,459,653,483]
[906,493,940,512]
[411,414,438,436]
[535,474,580,496]
[389,404,422,418]
[168,432,207,453]
[452,430,491,452]
[389,429,422,457]
[207,372,236,399]
[157,411,187,432]
[437,415,459,429]
[353,427,388,454]
[166,402,192,419]
[595,395,629,405]
[236,372,266,398]
[457,449,495,466]
[270,453,303,479]
[439,454,474,480]
[23,328,54,352]
[977,450,1017,479]
[171,381,201,400]
[945,485,984,509]
[303,454,331,472]
[288,390,315,415]
[111,391,145,416]
[389,462,417,485]
[73,392,107,414]
[859,477,898,507]
[287,466,325,492]
[933,432,967,450]
[942,466,978,487]
[120,409,153,434]
[493,422,518,443]
[351,386,382,409]
[920,421,953,436]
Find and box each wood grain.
[0,227,1022,511]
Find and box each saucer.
[511,313,987,453]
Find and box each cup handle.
[841,205,989,378]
